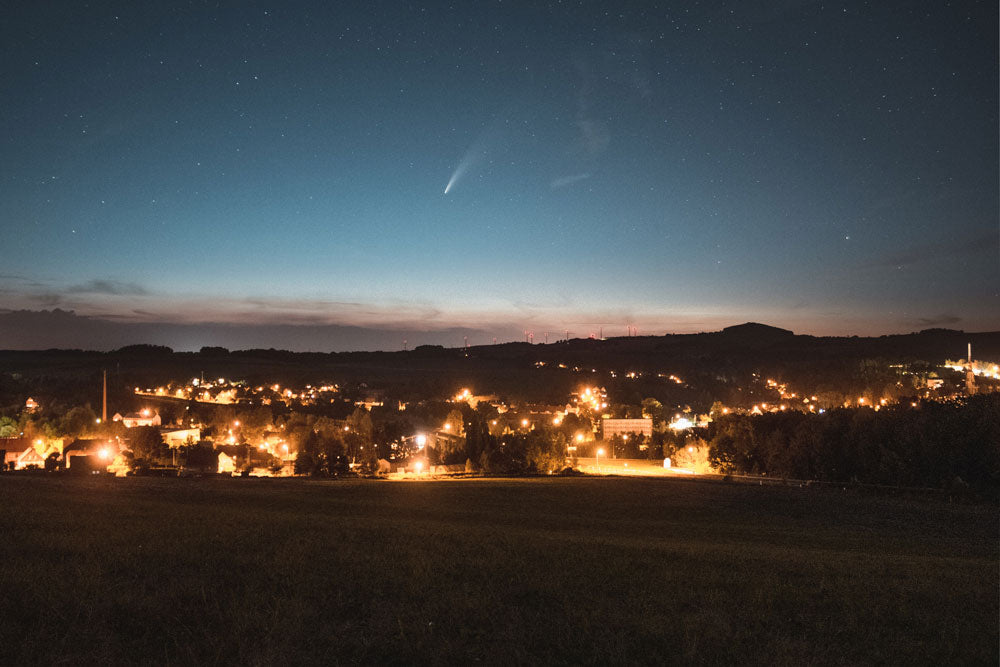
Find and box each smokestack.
[968,342,972,363]
[102,370,107,423]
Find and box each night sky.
[2,1,997,351]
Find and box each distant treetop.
[113,344,174,355]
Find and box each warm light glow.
[415,461,423,473]
[444,422,452,430]
[669,417,694,431]
[416,434,426,448]
[233,420,240,426]
[141,409,150,417]
[576,433,584,443]
[98,448,111,460]
[521,418,529,427]
[597,448,605,456]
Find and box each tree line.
[706,394,999,494]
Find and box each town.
[2,329,996,495]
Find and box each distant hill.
[0,323,996,409]
[721,322,795,341]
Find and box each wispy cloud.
[550,173,591,189]
[915,313,962,327]
[860,231,997,270]
[65,279,150,296]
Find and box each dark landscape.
[2,0,997,663]
[1,475,996,665]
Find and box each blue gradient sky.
[2,1,997,350]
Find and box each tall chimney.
[102,370,107,423]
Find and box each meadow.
[0,475,995,665]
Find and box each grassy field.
[0,475,995,665]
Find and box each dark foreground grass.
[0,475,995,665]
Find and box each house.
[217,452,237,474]
[62,438,117,471]
[2,437,48,470]
[24,397,39,413]
[2,438,47,470]
[161,427,201,448]
[113,410,161,428]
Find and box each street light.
[596,447,605,473]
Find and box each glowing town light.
[415,461,423,473]
[521,418,529,427]
[415,434,426,449]
[552,417,561,425]
[576,433,584,443]
[98,448,110,460]
[669,417,694,431]
[444,422,452,430]
[141,409,150,417]
[233,420,240,427]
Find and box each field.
[1,475,996,665]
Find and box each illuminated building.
[600,418,653,439]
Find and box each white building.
[600,418,653,439]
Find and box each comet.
[443,110,511,194]
[444,147,480,194]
